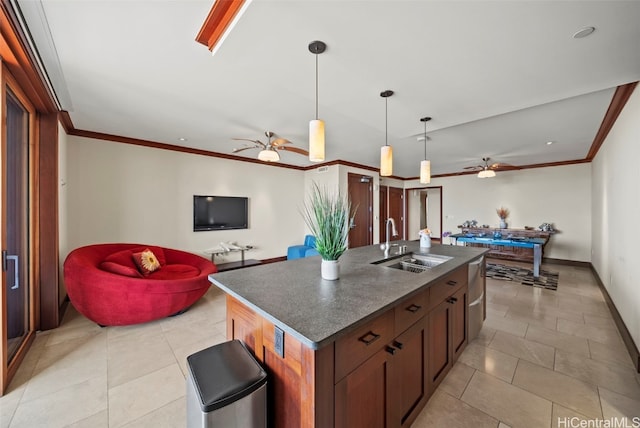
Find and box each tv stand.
[216,259,262,272]
[205,243,261,272]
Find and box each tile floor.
[1,261,639,427]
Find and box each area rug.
[485,263,559,290]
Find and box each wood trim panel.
[260,256,286,264]
[58,111,73,135]
[590,265,640,373]
[195,0,248,51]
[0,2,57,112]
[38,113,59,330]
[69,128,306,171]
[542,258,590,268]
[586,81,638,160]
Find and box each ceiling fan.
[463,157,519,178]
[232,131,309,162]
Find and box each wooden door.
[427,299,451,391]
[451,286,468,361]
[335,346,396,428]
[394,319,428,427]
[388,187,404,241]
[1,69,37,394]
[348,174,373,248]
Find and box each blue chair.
[287,235,319,260]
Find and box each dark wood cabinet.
[335,345,396,428]
[428,282,469,391]
[451,286,468,361]
[427,298,452,390]
[336,307,428,428]
[225,264,470,428]
[394,318,428,427]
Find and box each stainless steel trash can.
[186,340,267,428]
[468,256,485,341]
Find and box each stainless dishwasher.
[468,256,485,341]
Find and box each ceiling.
[14,0,640,178]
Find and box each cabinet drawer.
[395,289,429,335]
[335,309,394,382]
[428,266,468,311]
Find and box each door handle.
[2,251,19,290]
[349,217,356,229]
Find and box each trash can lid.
[187,340,267,412]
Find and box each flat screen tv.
[193,195,248,231]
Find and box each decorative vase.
[499,218,507,229]
[321,259,339,280]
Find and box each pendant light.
[380,90,394,177]
[308,41,326,162]
[419,117,432,184]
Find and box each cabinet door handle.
[406,303,422,313]
[447,280,458,286]
[358,331,381,346]
[447,297,458,304]
[393,341,403,350]
[385,346,397,355]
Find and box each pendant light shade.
[309,119,325,161]
[309,41,326,162]
[380,145,393,177]
[420,160,431,184]
[380,90,394,177]
[419,117,432,184]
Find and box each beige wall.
[405,163,592,262]
[592,86,640,347]
[58,123,69,303]
[63,135,306,264]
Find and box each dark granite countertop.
[208,242,487,350]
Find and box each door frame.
[1,64,39,394]
[404,186,443,242]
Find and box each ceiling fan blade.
[279,146,309,156]
[232,138,266,148]
[463,166,482,170]
[271,138,292,147]
[232,146,258,153]
[490,162,520,171]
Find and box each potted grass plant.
[301,183,354,280]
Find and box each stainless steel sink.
[373,253,453,273]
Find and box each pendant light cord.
[385,97,388,147]
[315,53,319,120]
[424,121,427,160]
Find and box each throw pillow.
[132,245,167,266]
[104,249,139,271]
[133,248,162,276]
[100,261,143,278]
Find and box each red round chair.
[63,243,217,326]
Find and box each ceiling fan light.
[309,119,325,162]
[478,169,496,178]
[380,145,393,177]
[258,149,280,162]
[420,160,431,184]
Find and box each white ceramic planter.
[321,259,340,280]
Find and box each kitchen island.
[209,242,487,428]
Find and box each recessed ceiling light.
[573,26,595,39]
[546,141,554,145]
[178,137,187,142]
